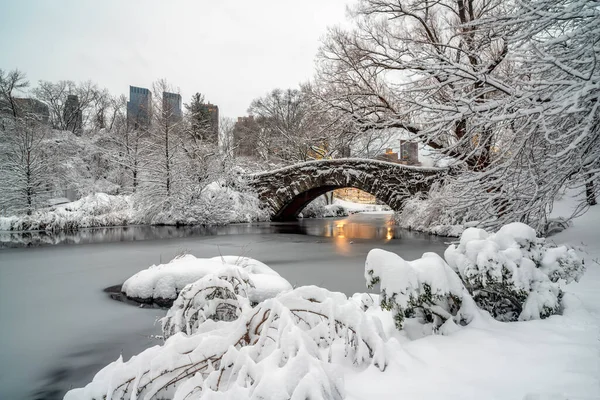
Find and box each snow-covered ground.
[347,203,600,400]
[301,197,391,218]
[65,199,600,399]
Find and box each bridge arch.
[248,159,446,221]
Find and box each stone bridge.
[247,158,448,221]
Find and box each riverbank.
[0,188,269,233]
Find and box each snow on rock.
[444,223,585,321]
[121,255,292,306]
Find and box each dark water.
[0,213,450,400]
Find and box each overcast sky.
[0,0,349,118]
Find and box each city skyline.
[0,0,348,119]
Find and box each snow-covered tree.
[0,69,55,215]
[312,0,600,232]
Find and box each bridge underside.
[272,185,339,221]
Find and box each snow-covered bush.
[121,255,293,306]
[365,249,473,333]
[161,267,253,339]
[66,283,386,400]
[444,223,585,321]
[301,202,348,218]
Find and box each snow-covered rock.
[121,255,293,306]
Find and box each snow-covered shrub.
[365,249,472,333]
[65,285,386,400]
[300,196,348,218]
[121,255,292,306]
[161,267,254,339]
[444,223,585,321]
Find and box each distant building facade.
[0,98,50,128]
[127,86,152,130]
[373,142,420,165]
[233,115,257,157]
[399,140,420,165]
[375,148,400,163]
[163,92,182,122]
[64,95,83,133]
[200,103,219,141]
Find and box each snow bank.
[0,182,269,232]
[445,222,585,321]
[0,193,134,232]
[121,255,293,306]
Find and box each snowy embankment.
[66,217,599,399]
[0,193,134,232]
[0,184,269,232]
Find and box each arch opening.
[272,186,392,221]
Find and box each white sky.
[0,0,349,118]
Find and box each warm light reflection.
[386,227,393,240]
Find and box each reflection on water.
[1,212,437,248]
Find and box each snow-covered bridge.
[248,158,448,221]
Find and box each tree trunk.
[586,174,597,206]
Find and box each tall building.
[200,103,219,140]
[127,86,152,130]
[162,92,182,122]
[233,115,257,156]
[64,95,83,133]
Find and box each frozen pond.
[0,213,450,399]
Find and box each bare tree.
[33,79,103,133]
[245,88,335,163]
[0,68,30,121]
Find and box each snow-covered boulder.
[444,222,585,321]
[121,255,293,306]
[365,249,473,333]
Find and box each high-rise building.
[200,103,219,140]
[127,86,152,130]
[233,115,256,156]
[162,92,182,122]
[64,95,83,133]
